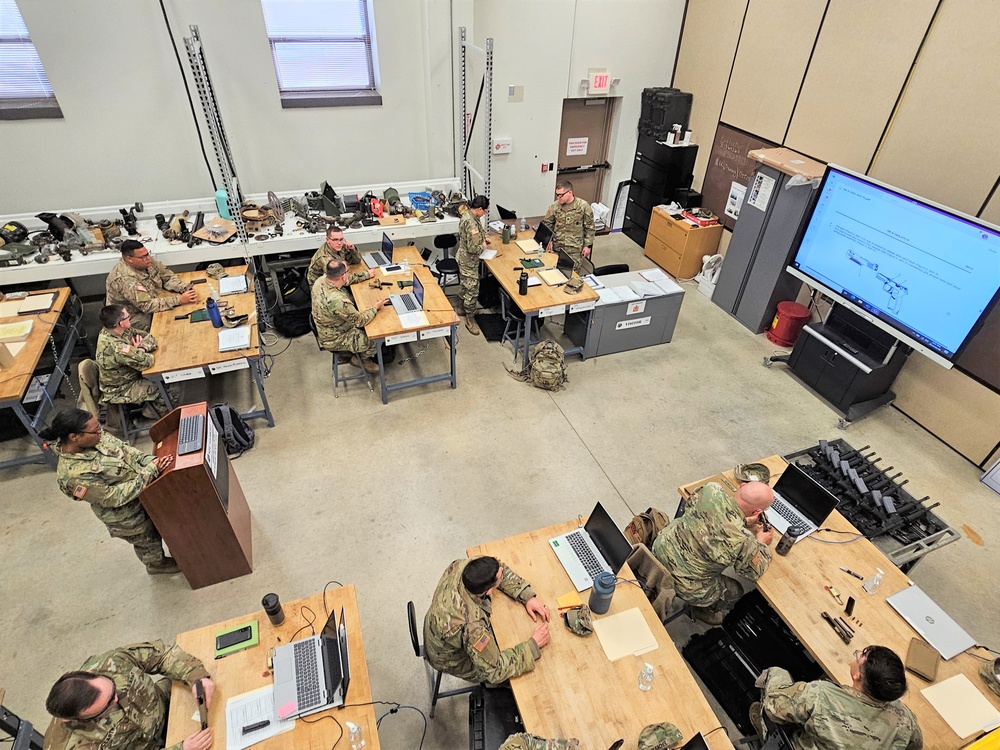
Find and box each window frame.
[0,0,62,120]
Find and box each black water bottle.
[775,525,802,556]
[518,271,529,295]
[262,593,285,626]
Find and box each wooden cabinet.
[644,207,722,279]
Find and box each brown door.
[556,98,616,204]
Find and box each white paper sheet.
[225,685,295,750]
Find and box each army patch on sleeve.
[472,633,490,652]
[73,484,88,499]
[136,284,147,292]
[471,228,479,235]
[121,344,131,353]
[751,552,762,568]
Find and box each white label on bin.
[385,332,418,345]
[539,305,565,318]
[627,300,646,315]
[569,300,596,313]
[420,326,450,340]
[162,367,205,383]
[616,316,651,331]
[208,358,249,374]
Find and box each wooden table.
[145,267,274,426]
[166,586,380,749]
[679,457,1000,749]
[349,246,458,404]
[482,233,599,370]
[468,520,735,750]
[0,287,83,470]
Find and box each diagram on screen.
[847,249,908,313]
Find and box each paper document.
[526,277,541,287]
[0,320,33,343]
[480,249,497,260]
[639,268,669,283]
[613,286,640,302]
[921,674,1000,739]
[596,288,621,305]
[225,685,294,750]
[592,607,658,662]
[629,281,661,298]
[582,274,604,290]
[488,220,505,233]
[653,278,681,295]
[516,239,541,253]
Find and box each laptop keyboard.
[771,498,810,528]
[401,295,418,312]
[177,414,203,455]
[372,252,388,266]
[567,531,605,579]
[294,641,322,709]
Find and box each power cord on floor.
[375,703,427,750]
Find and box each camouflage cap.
[980,657,1000,697]
[637,723,683,750]
[563,277,584,295]
[562,605,593,637]
[734,462,771,484]
[206,263,227,279]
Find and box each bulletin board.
[701,123,778,230]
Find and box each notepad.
[629,281,661,298]
[921,674,1000,739]
[18,292,55,315]
[516,239,541,253]
[592,607,658,662]
[0,320,33,343]
[219,326,252,352]
[480,248,497,260]
[639,268,669,283]
[538,268,568,286]
[556,591,583,610]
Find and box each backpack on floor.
[527,340,567,391]
[209,403,255,458]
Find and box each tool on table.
[840,566,864,580]
[195,679,209,729]
[821,611,853,644]
[758,510,771,532]
[825,585,843,604]
[845,596,856,616]
[242,720,270,735]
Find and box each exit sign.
[589,68,610,95]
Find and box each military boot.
[349,355,365,370]
[690,606,725,626]
[362,358,380,374]
[146,557,181,575]
[465,317,481,336]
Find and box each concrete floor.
[2,232,996,749]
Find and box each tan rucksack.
[623,507,671,547]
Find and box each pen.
[242,720,270,734]
[840,567,864,580]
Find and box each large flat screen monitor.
[788,166,1000,368]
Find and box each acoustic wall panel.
[721,0,826,144]
[869,0,1000,216]
[672,0,748,191]
[784,0,937,172]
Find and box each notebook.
[18,293,56,315]
[0,320,33,343]
[218,326,252,352]
[218,271,250,296]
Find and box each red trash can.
[766,301,811,347]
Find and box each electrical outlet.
[541,163,548,173]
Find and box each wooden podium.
[140,402,252,589]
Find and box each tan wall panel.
[982,188,1000,227]
[784,0,937,171]
[870,1,1000,215]
[721,0,826,144]
[673,0,748,191]
[893,355,1000,465]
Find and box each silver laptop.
[549,502,634,592]
[766,463,840,542]
[218,325,251,352]
[887,585,976,660]
[218,271,251,296]
[273,607,351,720]
[363,233,394,268]
[389,274,426,328]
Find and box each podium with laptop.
[678,457,1000,748]
[140,401,252,589]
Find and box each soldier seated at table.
[96,304,173,420]
[311,259,387,374]
[306,226,372,289]
[105,240,199,331]
[423,556,551,685]
[752,645,922,750]
[43,640,215,750]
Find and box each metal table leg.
[376,341,389,404]
[248,359,275,427]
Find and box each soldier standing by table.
[105,240,198,332]
[540,181,595,273]
[312,259,388,374]
[457,195,491,335]
[39,408,179,575]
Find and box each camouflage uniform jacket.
[95,328,158,404]
[500,734,580,750]
[311,277,376,350]
[652,482,771,607]
[43,640,209,750]
[56,433,159,535]
[541,197,595,250]
[457,211,487,261]
[423,559,541,684]
[758,667,923,750]
[105,259,190,332]
[306,240,365,289]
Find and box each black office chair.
[499,290,541,362]
[593,263,629,276]
[406,601,476,717]
[307,312,371,395]
[496,204,517,220]
[433,234,460,289]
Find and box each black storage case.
[469,686,523,750]
[639,87,692,139]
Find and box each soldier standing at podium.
[40,409,180,575]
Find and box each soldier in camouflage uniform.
[500,734,580,750]
[424,556,551,685]
[540,181,595,273]
[753,645,922,750]
[43,640,215,750]
[652,481,774,624]
[96,304,169,419]
[457,195,491,335]
[312,259,388,374]
[105,240,198,332]
[306,227,371,289]
[498,721,682,750]
[40,409,179,575]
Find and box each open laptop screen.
[381,232,394,261]
[413,274,425,309]
[773,463,839,526]
[585,502,633,576]
[556,249,575,276]
[533,221,553,248]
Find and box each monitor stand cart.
[764,304,910,428]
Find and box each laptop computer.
[218,325,252,352]
[766,463,840,542]
[218,270,251,296]
[549,501,634,592]
[537,249,578,286]
[533,221,553,249]
[389,274,428,328]
[272,607,351,720]
[887,585,976,660]
[363,233,394,268]
[679,734,709,750]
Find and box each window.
[261,0,381,108]
[0,0,62,120]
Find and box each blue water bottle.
[588,572,616,615]
[206,297,223,328]
[215,189,232,219]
